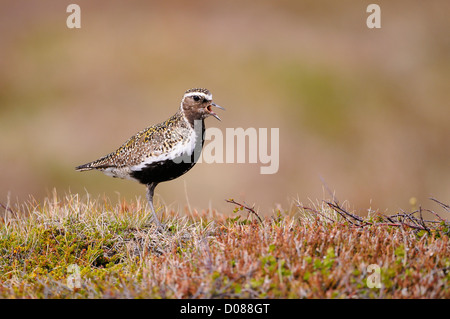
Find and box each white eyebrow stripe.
[183,92,212,100]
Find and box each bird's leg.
[146,182,163,228]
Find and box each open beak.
[206,102,225,121]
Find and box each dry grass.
[0,191,449,298]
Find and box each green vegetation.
[0,192,449,298]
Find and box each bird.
[75,88,224,227]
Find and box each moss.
[0,192,449,298]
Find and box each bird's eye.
[192,95,200,101]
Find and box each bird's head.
[181,88,224,123]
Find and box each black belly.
[131,156,198,185]
[131,122,205,185]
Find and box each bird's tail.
[75,163,94,172]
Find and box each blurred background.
[0,0,449,216]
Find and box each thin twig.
[396,209,423,229]
[319,175,339,205]
[225,199,263,224]
[325,201,370,227]
[429,197,450,213]
[0,202,16,217]
[329,201,365,223]
[297,197,449,232]
[298,205,343,225]
[418,206,431,234]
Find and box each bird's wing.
[75,123,188,171]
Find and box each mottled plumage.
[76,88,224,227]
[76,111,192,177]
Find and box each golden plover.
[75,88,224,227]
